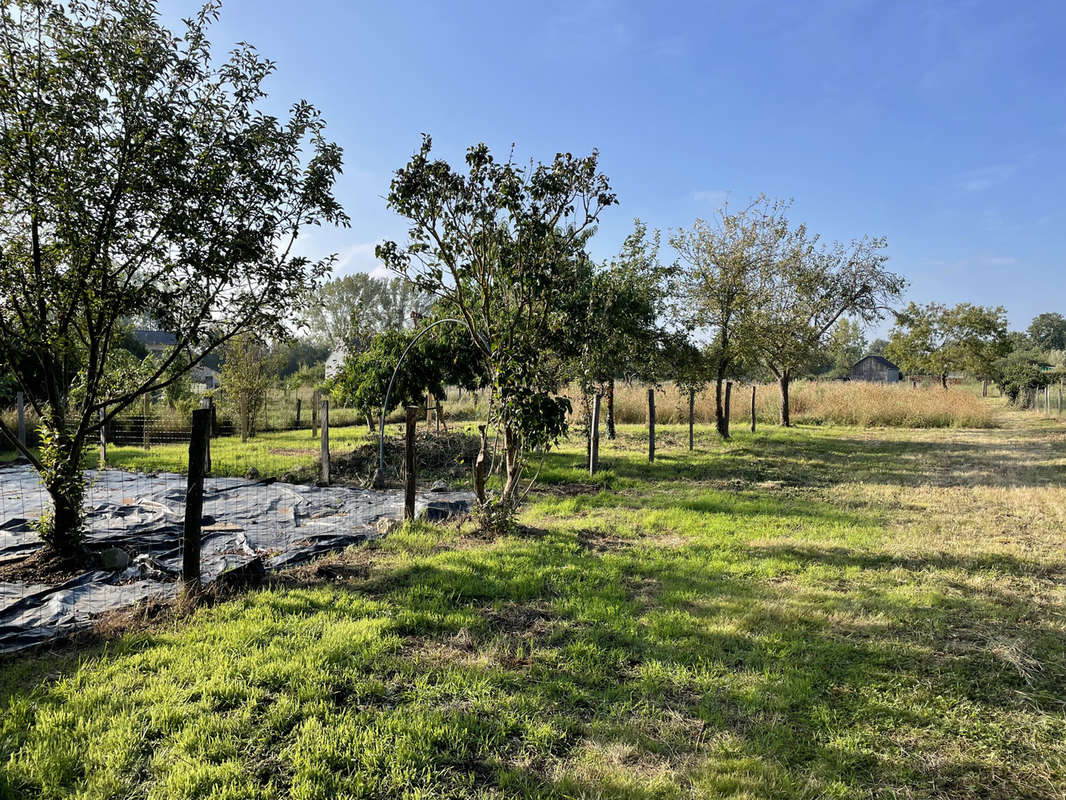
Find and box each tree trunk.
[723,381,732,438]
[750,385,756,433]
[714,374,728,439]
[501,425,523,507]
[779,373,791,427]
[240,393,249,443]
[39,421,86,556]
[606,378,616,440]
[941,373,948,389]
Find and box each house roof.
[132,329,178,347]
[852,354,901,371]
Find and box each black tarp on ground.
[0,464,472,653]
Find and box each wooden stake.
[183,409,211,595]
[295,397,302,428]
[590,393,601,474]
[404,406,417,520]
[200,397,212,474]
[751,385,757,433]
[320,398,330,485]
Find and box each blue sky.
[162,0,1066,336]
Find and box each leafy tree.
[672,197,793,437]
[993,350,1052,408]
[332,317,486,432]
[273,339,331,380]
[886,303,1007,388]
[570,220,673,444]
[0,1,346,553]
[753,234,903,424]
[220,335,275,442]
[820,318,869,378]
[868,338,890,357]
[305,274,431,350]
[1027,312,1066,352]
[377,136,615,512]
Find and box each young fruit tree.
[376,136,615,514]
[753,234,904,425]
[569,220,673,449]
[0,1,347,555]
[672,197,793,438]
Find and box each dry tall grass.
[599,380,999,428]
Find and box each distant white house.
[190,364,220,392]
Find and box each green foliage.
[1027,312,1066,351]
[377,136,616,508]
[332,321,486,426]
[993,350,1052,408]
[0,0,346,552]
[305,273,432,349]
[815,318,869,377]
[887,302,1008,384]
[273,340,331,380]
[3,421,1064,798]
[219,335,276,440]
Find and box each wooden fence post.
[98,407,106,468]
[404,406,417,520]
[590,393,601,474]
[647,388,656,463]
[295,397,302,428]
[16,391,26,447]
[183,409,211,596]
[688,388,695,452]
[750,385,757,433]
[474,424,488,504]
[200,397,212,474]
[982,379,988,397]
[320,398,330,485]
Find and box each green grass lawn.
[1,415,1065,798]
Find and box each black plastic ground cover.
[0,464,471,653]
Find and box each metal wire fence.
[0,401,475,656]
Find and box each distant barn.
[850,355,903,383]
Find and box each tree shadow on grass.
[543,425,1065,492]
[1,473,1064,797]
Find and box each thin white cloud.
[957,164,1017,192]
[693,188,730,205]
[334,241,382,274]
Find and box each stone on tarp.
[97,547,130,570]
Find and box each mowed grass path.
[1,414,1065,798]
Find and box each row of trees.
[883,304,1064,406]
[329,137,906,515]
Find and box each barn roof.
[852,354,901,371]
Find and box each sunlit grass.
[1,412,1064,798]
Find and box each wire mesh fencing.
[0,401,475,655]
